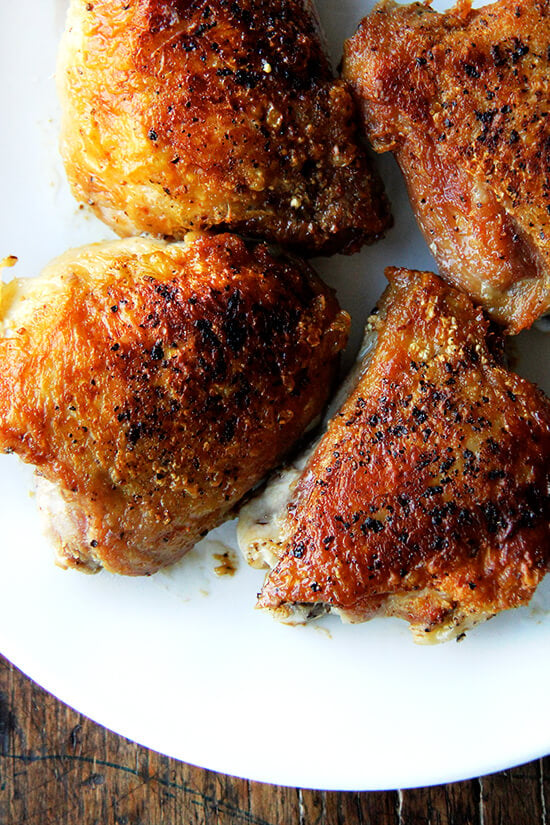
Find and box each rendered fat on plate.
[343,0,550,332]
[57,0,391,256]
[0,233,349,575]
[238,267,550,643]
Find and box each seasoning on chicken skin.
[0,234,349,575]
[238,268,550,642]
[57,0,391,255]
[343,0,550,331]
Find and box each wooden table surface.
[0,655,547,825]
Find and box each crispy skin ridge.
[57,0,391,255]
[258,268,550,635]
[343,0,550,331]
[0,234,349,575]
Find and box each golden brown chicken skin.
[57,0,391,255]
[240,268,550,642]
[343,0,550,331]
[0,234,349,575]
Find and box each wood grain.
[0,655,547,825]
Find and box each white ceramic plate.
[1,0,549,792]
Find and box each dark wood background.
[0,655,546,825]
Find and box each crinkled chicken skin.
[239,268,550,642]
[57,0,391,255]
[343,0,550,331]
[0,234,349,575]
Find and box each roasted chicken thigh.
[238,268,550,642]
[0,234,349,575]
[57,0,391,255]
[343,0,550,331]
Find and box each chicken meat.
[0,233,349,575]
[343,0,550,332]
[238,267,550,642]
[57,0,391,255]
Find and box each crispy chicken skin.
[0,234,349,575]
[343,0,550,331]
[239,268,550,642]
[57,0,391,255]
